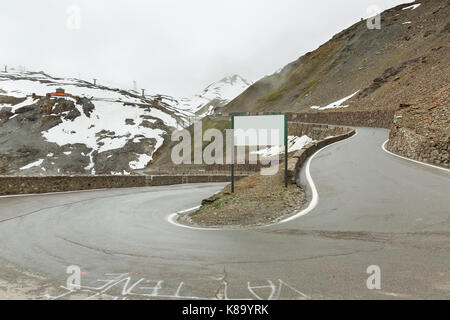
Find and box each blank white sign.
[233,114,285,146]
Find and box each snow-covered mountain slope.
[169,75,252,117]
[0,69,191,176]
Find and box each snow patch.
[129,154,153,170]
[8,97,37,113]
[173,75,252,116]
[310,91,359,110]
[42,100,166,156]
[402,3,421,10]
[251,135,314,157]
[20,159,44,170]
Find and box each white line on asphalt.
[382,140,450,173]
[276,149,319,223]
[167,208,220,231]
[177,206,201,214]
[276,130,359,225]
[166,189,226,230]
[167,130,359,230]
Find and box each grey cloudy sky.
[0,0,411,96]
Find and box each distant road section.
[0,128,449,300]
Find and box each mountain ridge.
[0,69,252,175]
[176,74,252,117]
[0,69,189,175]
[224,0,449,115]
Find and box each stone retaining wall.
[0,175,146,195]
[146,164,263,175]
[227,110,396,129]
[288,110,395,129]
[387,104,449,168]
[146,174,245,186]
[0,174,245,196]
[287,122,350,139]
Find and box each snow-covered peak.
[200,74,252,102]
[174,74,252,117]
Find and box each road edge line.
[382,140,450,173]
[275,130,359,225]
[167,207,222,231]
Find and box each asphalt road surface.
[0,127,449,300]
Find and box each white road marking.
[167,210,220,231]
[382,140,450,173]
[274,148,319,224]
[166,184,245,230]
[275,130,358,224]
[177,206,201,214]
[44,273,308,300]
[247,280,277,300]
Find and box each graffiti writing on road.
[43,273,309,300]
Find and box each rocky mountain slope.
[223,0,449,167]
[0,70,192,176]
[225,0,449,114]
[0,70,252,176]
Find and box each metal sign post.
[285,115,288,188]
[231,115,235,193]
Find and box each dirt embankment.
[178,162,305,228]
